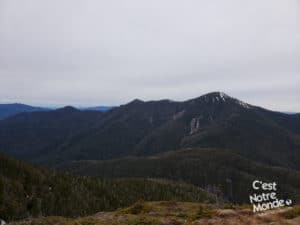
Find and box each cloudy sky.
[0,0,299,111]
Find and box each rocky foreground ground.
[9,201,300,225]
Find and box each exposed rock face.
[190,117,200,134]
[149,116,153,124]
[1,91,299,170]
[173,110,185,120]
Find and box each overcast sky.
[0,0,299,111]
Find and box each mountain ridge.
[0,103,49,120]
[0,92,299,169]
[0,152,213,221]
[0,103,114,120]
[58,147,300,203]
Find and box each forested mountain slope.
[0,92,299,169]
[59,148,300,204]
[0,103,48,120]
[0,153,214,222]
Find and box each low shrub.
[283,205,300,219]
[120,200,152,215]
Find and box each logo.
[249,180,292,213]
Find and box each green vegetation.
[9,202,300,225]
[194,204,215,218]
[185,204,216,221]
[0,153,213,222]
[61,148,300,204]
[1,92,300,170]
[1,93,300,223]
[119,200,153,215]
[283,205,300,219]
[9,216,164,225]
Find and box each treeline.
[60,148,300,204]
[0,153,213,222]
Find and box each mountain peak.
[204,92,230,101]
[57,106,78,112]
[188,92,252,109]
[191,91,232,104]
[127,99,144,105]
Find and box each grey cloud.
[0,0,299,111]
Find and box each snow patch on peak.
[236,100,251,109]
[219,92,229,101]
[206,92,230,103]
[215,92,251,109]
[191,92,252,109]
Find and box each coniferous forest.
[0,93,300,224]
[1,1,300,223]
[0,153,213,221]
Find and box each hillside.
[0,92,300,169]
[83,106,113,111]
[0,153,215,222]
[49,93,300,167]
[59,148,300,204]
[9,201,300,225]
[0,103,48,120]
[0,107,104,161]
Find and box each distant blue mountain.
[0,103,49,119]
[0,103,113,120]
[82,106,113,111]
[282,111,298,115]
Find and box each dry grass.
[9,202,300,225]
[118,200,153,215]
[283,205,300,219]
